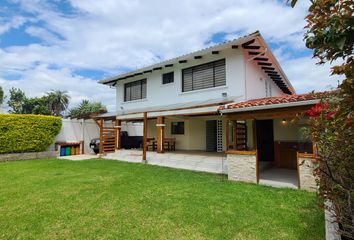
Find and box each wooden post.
[226,119,230,151]
[256,150,259,184]
[99,119,103,154]
[143,112,147,162]
[252,119,257,150]
[156,116,165,153]
[116,119,121,149]
[232,121,237,150]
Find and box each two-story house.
[97,31,318,190]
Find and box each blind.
[182,59,226,92]
[124,79,147,101]
[162,72,174,84]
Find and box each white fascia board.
[148,105,219,117]
[220,99,320,114]
[256,35,296,93]
[99,32,260,85]
[117,113,144,120]
[116,105,219,120]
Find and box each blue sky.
[0,0,339,111]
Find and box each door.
[206,120,217,152]
[256,120,274,162]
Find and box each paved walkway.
[259,168,298,189]
[103,150,228,174]
[58,154,98,161]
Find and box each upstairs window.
[124,79,147,102]
[182,59,226,92]
[162,72,174,84]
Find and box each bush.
[0,114,62,154]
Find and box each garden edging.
[0,151,57,162]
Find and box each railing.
[100,127,117,153]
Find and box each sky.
[0,0,340,112]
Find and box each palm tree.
[46,90,70,116]
[68,99,107,119]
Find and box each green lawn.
[0,159,324,240]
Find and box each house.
[97,31,318,190]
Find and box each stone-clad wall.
[298,153,317,191]
[227,151,257,183]
[0,151,57,162]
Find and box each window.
[182,59,226,92]
[162,72,174,84]
[124,79,147,102]
[171,122,184,134]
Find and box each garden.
[0,159,324,240]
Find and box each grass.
[0,159,324,240]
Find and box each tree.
[68,100,107,119]
[7,87,26,114]
[290,0,354,238]
[22,97,51,115]
[7,88,70,116]
[46,90,70,116]
[0,86,4,105]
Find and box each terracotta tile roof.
[219,92,319,110]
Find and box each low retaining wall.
[0,151,58,162]
[227,150,257,183]
[297,153,317,191]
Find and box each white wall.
[146,115,226,151]
[244,53,284,100]
[121,122,143,136]
[116,48,245,112]
[273,118,308,141]
[55,119,100,154]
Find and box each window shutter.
[214,59,226,87]
[124,79,147,101]
[182,59,226,92]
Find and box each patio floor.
[103,150,228,174]
[259,167,298,189]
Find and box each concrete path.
[103,150,228,174]
[58,154,98,161]
[259,168,298,189]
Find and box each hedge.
[0,114,62,154]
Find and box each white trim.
[160,82,175,87]
[117,113,144,120]
[156,124,166,127]
[99,32,259,85]
[179,86,228,96]
[220,99,319,114]
[116,105,219,120]
[121,98,148,105]
[149,105,219,117]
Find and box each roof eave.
[98,31,261,85]
[219,99,319,114]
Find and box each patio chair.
[164,137,176,151]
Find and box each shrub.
[0,114,62,154]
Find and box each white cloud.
[0,64,116,111]
[0,0,338,111]
[0,15,27,34]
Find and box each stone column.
[227,151,258,183]
[298,153,317,191]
